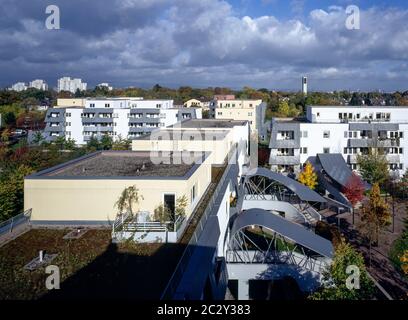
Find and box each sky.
[1,0,408,91]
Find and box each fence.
[160,148,237,300]
[0,209,32,238]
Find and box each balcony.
[82,117,114,124]
[348,138,400,148]
[269,155,300,166]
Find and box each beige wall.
[184,99,202,108]
[25,157,212,223]
[214,99,262,131]
[57,98,86,108]
[132,130,236,164]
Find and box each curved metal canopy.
[231,208,333,258]
[244,167,326,203]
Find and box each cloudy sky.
[1,0,408,91]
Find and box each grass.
[0,228,185,300]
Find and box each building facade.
[9,82,28,92]
[210,99,266,139]
[57,77,87,93]
[44,98,202,144]
[29,79,48,91]
[269,105,408,176]
[302,76,307,95]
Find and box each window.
[90,103,95,108]
[323,148,330,154]
[344,131,348,138]
[300,147,308,154]
[248,112,252,116]
[344,148,348,154]
[339,113,343,119]
[323,131,330,138]
[191,185,197,204]
[164,194,176,217]
[66,113,71,117]
[302,131,308,138]
[217,112,223,116]
[317,112,320,117]
[105,103,110,108]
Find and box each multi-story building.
[57,77,87,93]
[43,98,202,144]
[96,83,113,91]
[210,99,266,140]
[29,79,48,91]
[9,82,28,92]
[269,105,408,176]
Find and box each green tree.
[310,240,374,300]
[115,186,143,220]
[32,131,45,146]
[277,100,290,116]
[86,136,101,152]
[3,112,16,127]
[0,165,34,221]
[175,195,188,219]
[357,151,389,185]
[153,204,172,224]
[100,134,113,150]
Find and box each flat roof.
[170,119,248,129]
[28,151,209,179]
[134,129,229,141]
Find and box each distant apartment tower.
[29,79,48,91]
[10,82,28,92]
[302,76,308,95]
[43,98,202,144]
[57,77,87,93]
[96,83,113,91]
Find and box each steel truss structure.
[226,227,329,274]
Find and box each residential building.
[57,77,87,93]
[43,98,202,144]
[57,98,87,108]
[96,83,113,91]
[210,98,266,140]
[131,119,250,173]
[29,79,48,91]
[9,82,28,92]
[25,150,213,227]
[184,98,211,110]
[269,105,408,176]
[214,94,235,100]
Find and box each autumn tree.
[298,162,318,190]
[360,183,391,264]
[342,173,365,224]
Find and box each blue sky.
[0,0,408,91]
[230,0,408,19]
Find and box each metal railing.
[0,209,32,237]
[160,148,237,300]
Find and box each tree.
[175,195,188,219]
[32,131,45,146]
[277,100,290,116]
[360,183,391,264]
[115,186,143,221]
[153,204,172,224]
[401,250,408,276]
[357,151,389,186]
[298,162,318,190]
[342,173,365,224]
[310,240,374,300]
[86,136,101,152]
[112,135,131,151]
[3,112,16,127]
[100,134,113,150]
[0,164,34,221]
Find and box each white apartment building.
[270,106,408,176]
[96,83,113,91]
[29,79,48,91]
[44,98,202,144]
[57,77,87,93]
[9,82,28,92]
